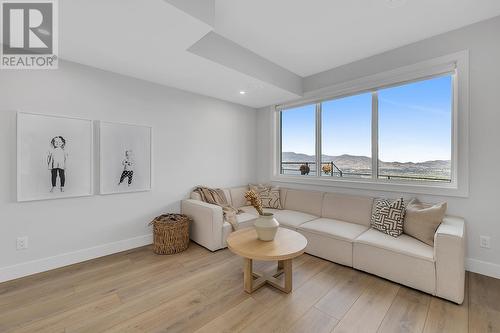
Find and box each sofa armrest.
[434,215,466,304]
[181,199,224,252]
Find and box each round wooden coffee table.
[227,227,307,294]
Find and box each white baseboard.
[0,234,153,283]
[2,239,498,284]
[466,258,500,279]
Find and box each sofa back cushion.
[284,189,323,216]
[322,193,374,226]
[279,188,288,209]
[229,186,249,208]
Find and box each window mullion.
[371,91,379,179]
[278,111,283,175]
[315,102,322,177]
[451,72,458,184]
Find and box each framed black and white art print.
[99,121,152,195]
[17,112,93,202]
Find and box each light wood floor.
[1,243,499,333]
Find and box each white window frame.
[271,51,469,197]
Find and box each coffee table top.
[227,227,307,261]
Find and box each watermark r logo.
[1,0,58,69]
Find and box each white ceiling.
[60,0,500,108]
[215,0,500,77]
[59,0,299,108]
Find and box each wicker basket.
[149,214,191,255]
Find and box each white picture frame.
[99,121,152,195]
[17,112,94,202]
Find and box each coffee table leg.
[283,259,292,293]
[265,259,293,293]
[243,258,293,294]
[244,258,253,293]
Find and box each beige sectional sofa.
[181,186,465,304]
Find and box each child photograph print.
[17,113,93,202]
[99,121,152,195]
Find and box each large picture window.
[280,104,316,176]
[321,93,372,178]
[279,74,454,184]
[378,76,452,182]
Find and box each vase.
[254,213,279,241]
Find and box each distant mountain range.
[282,152,451,179]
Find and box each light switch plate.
[480,236,491,249]
[16,236,28,250]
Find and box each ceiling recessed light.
[385,0,406,8]
[239,91,246,95]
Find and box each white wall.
[0,61,257,281]
[257,16,500,278]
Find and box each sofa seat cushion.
[299,218,369,242]
[355,228,434,262]
[298,218,368,267]
[224,212,258,224]
[238,206,317,229]
[353,228,436,294]
[272,210,318,228]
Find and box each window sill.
[270,174,468,198]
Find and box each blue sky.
[281,75,452,163]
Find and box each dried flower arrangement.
[322,163,332,175]
[244,190,264,215]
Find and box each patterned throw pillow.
[371,198,405,237]
[249,184,282,209]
